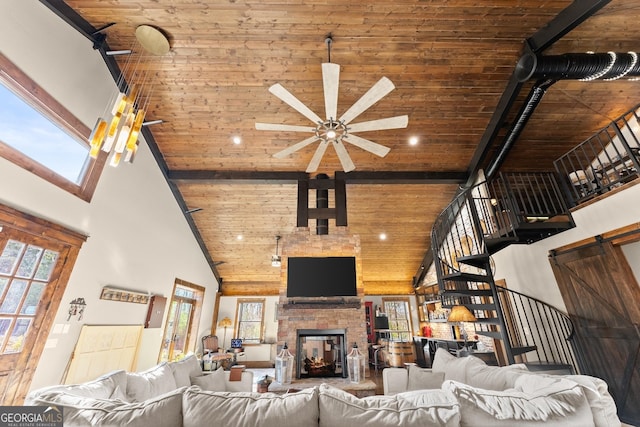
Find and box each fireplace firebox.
[296,329,347,379]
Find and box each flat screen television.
[286,256,357,298]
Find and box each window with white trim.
[235,299,265,344]
[382,298,413,341]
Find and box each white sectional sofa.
[26,350,627,427]
[383,348,624,427]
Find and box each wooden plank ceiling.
[55,0,640,295]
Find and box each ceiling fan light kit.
[256,37,408,173]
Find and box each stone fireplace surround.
[276,228,369,379]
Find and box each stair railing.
[495,284,580,374]
[430,177,580,371]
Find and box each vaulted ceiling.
[46,0,640,295]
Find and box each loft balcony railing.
[555,104,640,207]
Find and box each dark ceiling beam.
[168,170,468,185]
[526,0,612,53]
[168,170,308,184]
[464,0,612,188]
[337,171,468,184]
[423,0,612,287]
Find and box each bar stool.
[371,344,386,375]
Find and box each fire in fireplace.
[296,329,347,378]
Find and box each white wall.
[0,1,219,391]
[493,183,640,310]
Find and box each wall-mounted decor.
[67,297,86,321]
[100,286,150,304]
[145,295,167,328]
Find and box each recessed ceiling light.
[236,235,243,240]
[232,136,242,145]
[409,136,419,146]
[379,233,387,240]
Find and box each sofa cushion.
[29,387,184,427]
[170,354,202,388]
[190,367,226,392]
[407,365,445,391]
[465,360,528,391]
[318,383,460,427]
[431,348,483,383]
[126,362,177,402]
[181,386,319,427]
[564,374,621,427]
[443,378,594,427]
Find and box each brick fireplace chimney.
[276,228,368,377]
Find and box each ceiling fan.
[256,37,408,173]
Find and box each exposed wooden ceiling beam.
[168,170,468,185]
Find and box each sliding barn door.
[549,236,640,425]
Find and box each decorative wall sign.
[100,286,150,304]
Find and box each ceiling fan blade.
[269,83,323,124]
[273,135,319,159]
[347,115,408,133]
[339,76,395,125]
[256,123,315,132]
[306,140,330,173]
[322,63,340,120]
[343,134,391,157]
[332,141,356,172]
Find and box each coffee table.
[268,377,376,397]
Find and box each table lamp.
[218,316,233,350]
[447,305,477,352]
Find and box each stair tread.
[442,289,493,296]
[524,361,573,372]
[474,317,500,324]
[512,345,537,355]
[442,271,490,282]
[465,304,496,310]
[456,254,490,269]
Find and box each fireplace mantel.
[283,298,361,309]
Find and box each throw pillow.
[407,365,445,390]
[169,354,202,388]
[190,367,226,392]
[126,362,177,402]
[431,347,483,383]
[465,361,528,391]
[181,386,319,427]
[318,383,460,427]
[443,379,594,427]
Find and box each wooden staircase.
[429,172,577,372]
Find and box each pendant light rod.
[325,34,333,63]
